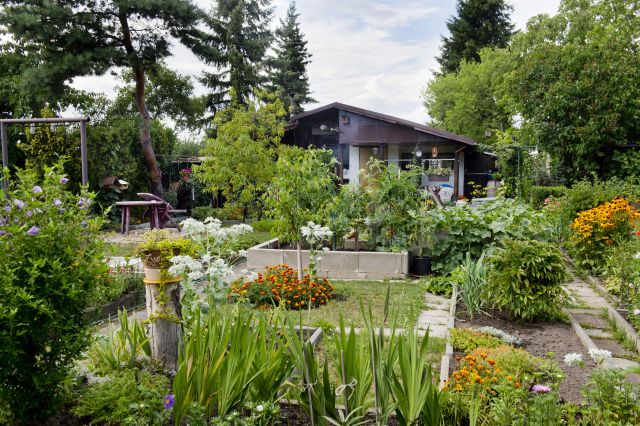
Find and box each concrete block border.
[246,238,409,280]
[439,286,457,390]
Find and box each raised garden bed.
[247,238,409,280]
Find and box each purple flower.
[60,177,69,185]
[0,230,5,237]
[3,205,10,213]
[25,210,33,218]
[530,384,551,394]
[32,186,43,194]
[26,226,40,236]
[53,199,62,206]
[163,394,174,410]
[77,197,90,207]
[81,220,87,227]
[14,199,25,209]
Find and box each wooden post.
[142,252,183,371]
[80,120,89,186]
[1,122,8,197]
[145,281,182,371]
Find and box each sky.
[71,0,562,125]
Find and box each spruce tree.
[268,2,315,115]
[202,0,273,115]
[437,0,514,74]
[0,0,209,196]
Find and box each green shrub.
[580,369,640,424]
[73,369,170,425]
[448,328,503,353]
[90,267,144,307]
[192,204,244,221]
[529,185,567,208]
[420,270,463,298]
[250,218,276,233]
[0,165,107,421]
[487,239,568,321]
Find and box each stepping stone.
[567,308,602,315]
[625,373,640,386]
[419,324,448,339]
[603,357,640,370]
[572,313,609,329]
[586,329,613,339]
[593,338,637,358]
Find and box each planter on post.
[141,249,182,371]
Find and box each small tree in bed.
[264,146,337,280]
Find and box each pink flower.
[530,384,551,393]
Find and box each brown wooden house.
[283,102,495,200]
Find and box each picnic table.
[115,200,163,235]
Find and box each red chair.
[137,193,186,231]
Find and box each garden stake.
[304,343,315,426]
[341,349,349,414]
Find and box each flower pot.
[141,250,181,284]
[413,256,432,276]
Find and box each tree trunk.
[118,12,164,197]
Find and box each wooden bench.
[137,193,185,231]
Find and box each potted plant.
[410,210,434,276]
[137,229,196,283]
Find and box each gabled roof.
[290,102,477,146]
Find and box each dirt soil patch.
[455,306,596,404]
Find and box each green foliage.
[0,165,106,422]
[389,326,440,426]
[459,253,487,319]
[172,307,283,424]
[85,310,151,375]
[529,185,568,209]
[73,369,170,426]
[330,317,374,422]
[437,0,514,74]
[268,2,316,113]
[509,0,640,183]
[580,368,640,424]
[209,400,280,426]
[420,271,463,298]
[201,0,273,112]
[136,229,199,266]
[263,146,337,245]
[487,239,568,321]
[328,183,368,247]
[425,48,514,144]
[360,160,422,251]
[90,266,144,308]
[196,93,286,215]
[250,218,277,233]
[448,328,503,353]
[192,205,244,221]
[425,198,551,273]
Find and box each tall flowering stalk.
[169,217,253,325]
[300,221,332,283]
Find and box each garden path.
[416,292,452,339]
[564,277,640,375]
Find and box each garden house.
[283,102,496,200]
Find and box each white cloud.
[67,0,563,127]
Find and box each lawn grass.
[271,279,427,329]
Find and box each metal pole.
[80,120,88,186]
[1,123,8,196]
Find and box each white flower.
[301,221,332,243]
[187,271,205,281]
[238,249,248,257]
[246,271,259,281]
[635,252,640,259]
[255,404,264,412]
[322,247,330,252]
[634,309,640,316]
[364,217,372,226]
[205,258,233,281]
[564,353,584,366]
[589,348,612,364]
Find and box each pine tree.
[0,0,210,197]
[268,2,315,115]
[437,0,514,74]
[202,0,273,115]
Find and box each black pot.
[413,256,432,276]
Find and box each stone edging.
[564,308,599,352]
[439,286,457,390]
